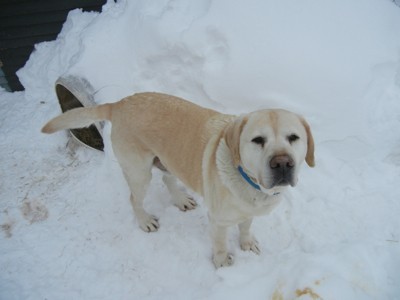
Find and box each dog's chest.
[214,193,282,225]
[238,193,282,215]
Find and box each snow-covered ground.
[1,0,400,299]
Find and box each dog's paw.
[240,236,261,254]
[174,195,197,211]
[213,252,234,268]
[138,215,159,232]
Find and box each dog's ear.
[223,115,248,166]
[299,116,315,167]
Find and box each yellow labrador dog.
[42,92,314,267]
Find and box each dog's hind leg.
[162,173,197,211]
[113,142,159,232]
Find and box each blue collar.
[238,166,261,190]
[237,166,280,196]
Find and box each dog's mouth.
[264,154,297,188]
[262,168,296,189]
[270,176,293,188]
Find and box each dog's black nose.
[269,155,294,170]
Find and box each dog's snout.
[268,154,295,187]
[269,155,294,170]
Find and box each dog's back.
[42,92,225,194]
[110,93,224,193]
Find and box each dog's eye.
[288,134,299,143]
[251,136,265,146]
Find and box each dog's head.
[224,109,314,191]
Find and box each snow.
[1,0,400,299]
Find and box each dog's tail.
[41,103,112,134]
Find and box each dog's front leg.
[238,219,260,254]
[210,222,234,268]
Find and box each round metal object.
[55,76,104,151]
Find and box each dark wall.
[0,0,106,91]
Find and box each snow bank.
[1,0,400,299]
